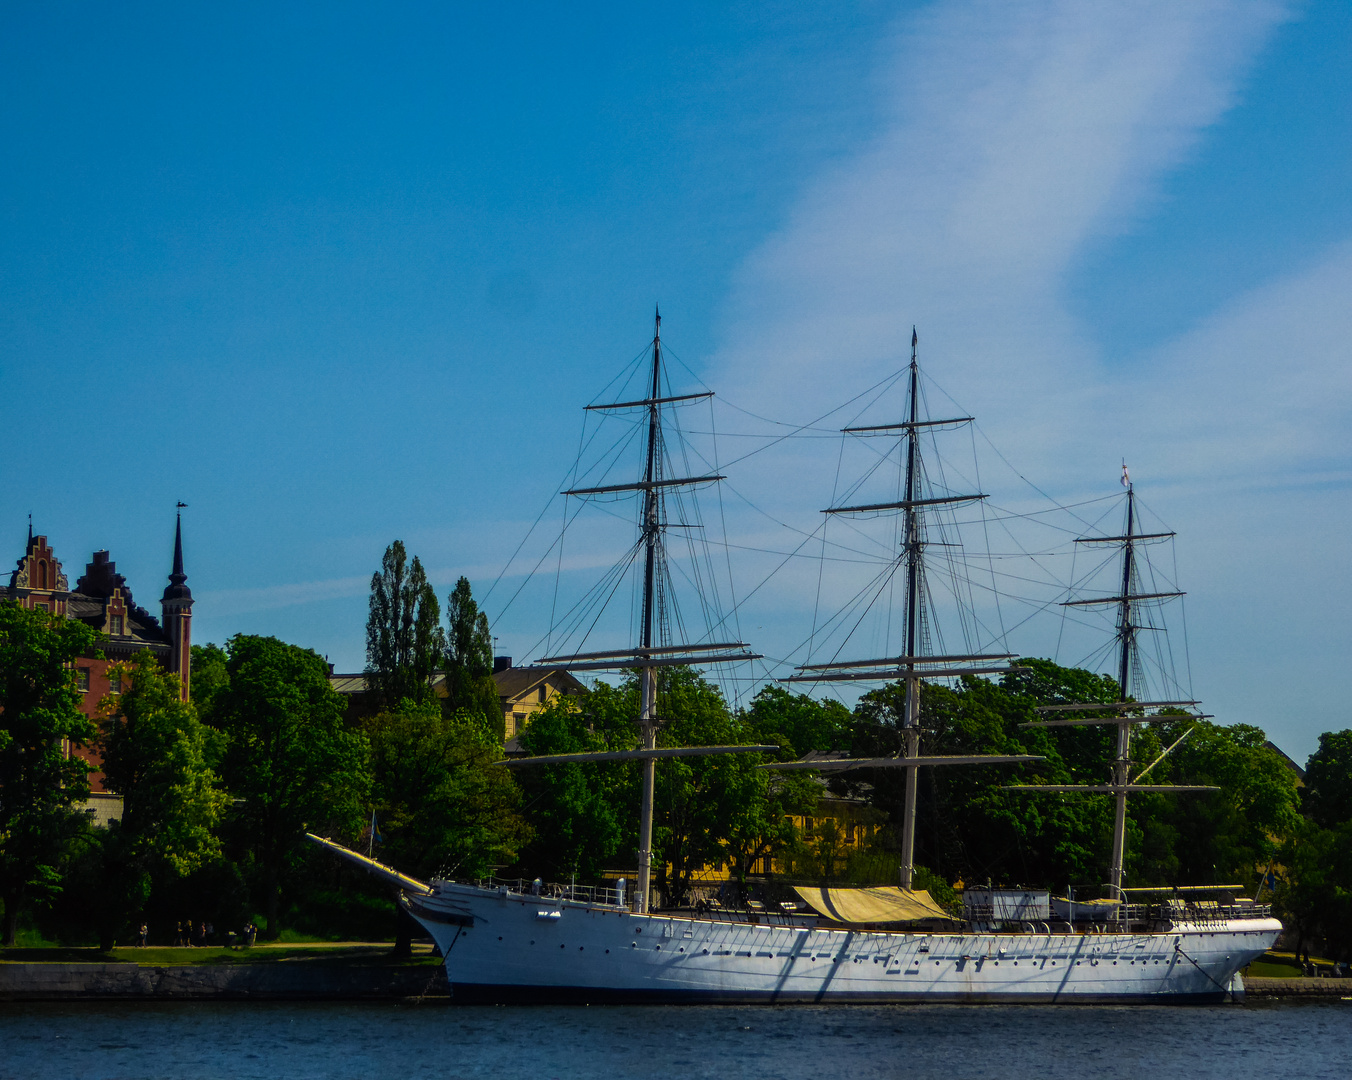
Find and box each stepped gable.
[5,515,198,794]
[71,550,167,645]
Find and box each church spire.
[163,503,191,601]
[161,503,194,701]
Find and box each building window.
[38,560,48,589]
[538,686,547,702]
[110,614,124,635]
[514,711,526,728]
[108,672,122,694]
[76,668,90,692]
[35,602,49,613]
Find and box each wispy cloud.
[701,0,1352,754]
[715,0,1293,447]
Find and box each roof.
[492,665,587,700]
[329,674,370,695]
[328,667,587,701]
[1264,740,1306,780]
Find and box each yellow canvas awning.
[793,885,951,924]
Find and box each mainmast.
[898,333,924,891]
[776,328,1039,891]
[637,308,663,914]
[511,309,765,914]
[1009,467,1214,901]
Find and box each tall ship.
[313,318,1279,1003]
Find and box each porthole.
[530,940,535,946]
[702,949,708,955]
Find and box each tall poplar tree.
[443,576,500,736]
[365,541,444,706]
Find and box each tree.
[189,642,230,720]
[0,602,98,944]
[514,687,636,881]
[1303,729,1352,829]
[215,635,370,936]
[744,684,852,757]
[365,541,444,707]
[92,651,228,949]
[364,698,529,880]
[443,576,500,737]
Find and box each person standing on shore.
[138,923,148,947]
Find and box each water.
[1,1001,1347,1079]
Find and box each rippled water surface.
[1,1000,1347,1079]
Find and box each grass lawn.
[1244,950,1335,979]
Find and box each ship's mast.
[1009,471,1216,906]
[778,328,1041,890]
[637,309,662,913]
[898,336,922,890]
[1107,484,1137,894]
[515,310,765,915]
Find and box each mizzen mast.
[1008,467,1215,899]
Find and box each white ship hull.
[408,882,1279,1005]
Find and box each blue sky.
[3,1,1349,760]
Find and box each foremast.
[774,329,1040,890]
[514,308,765,913]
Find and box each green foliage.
[215,634,371,937]
[1139,720,1301,886]
[839,658,1304,895]
[99,652,228,879]
[189,642,230,720]
[514,687,636,880]
[744,684,852,758]
[1275,818,1352,962]
[1302,729,1352,829]
[363,698,530,880]
[0,601,98,944]
[86,652,229,949]
[365,541,444,707]
[442,576,500,739]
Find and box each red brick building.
[5,514,194,796]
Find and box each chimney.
[493,656,512,674]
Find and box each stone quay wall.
[0,962,448,1001]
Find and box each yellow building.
[491,661,587,743]
[328,658,585,743]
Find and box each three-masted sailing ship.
[311,320,1279,1003]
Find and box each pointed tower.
[161,506,194,701]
